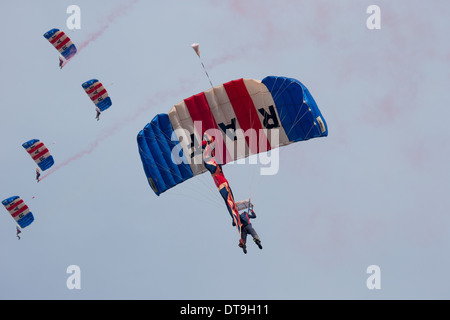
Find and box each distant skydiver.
[201,133,244,251]
[36,168,41,183]
[58,55,69,69]
[16,226,21,240]
[233,209,263,254]
[95,106,101,121]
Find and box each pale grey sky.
[1,0,449,301]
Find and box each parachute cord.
[140,123,222,204]
[198,56,214,89]
[140,120,244,209]
[244,86,264,209]
[263,77,320,183]
[137,137,223,208]
[138,154,222,208]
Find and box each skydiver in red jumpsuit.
[201,133,246,253]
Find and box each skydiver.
[95,106,101,121]
[36,168,40,183]
[233,209,263,253]
[201,133,245,250]
[16,226,21,240]
[59,56,64,69]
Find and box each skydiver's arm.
[248,211,256,219]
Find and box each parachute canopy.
[43,28,77,60]
[82,79,112,111]
[2,196,34,228]
[22,139,54,171]
[137,76,328,196]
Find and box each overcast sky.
[1,0,449,301]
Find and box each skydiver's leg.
[246,226,259,240]
[246,226,262,249]
[240,228,248,245]
[238,231,247,253]
[245,226,260,242]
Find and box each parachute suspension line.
[192,43,214,89]
[139,128,223,207]
[199,57,214,89]
[190,43,216,150]
[270,77,289,102]
[267,79,319,142]
[242,89,264,207]
[263,78,316,166]
[285,107,311,137]
[137,143,222,208]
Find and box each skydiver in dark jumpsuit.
[95,106,101,121]
[233,209,262,253]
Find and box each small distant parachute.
[22,139,54,171]
[43,28,77,61]
[137,75,328,196]
[82,79,112,112]
[191,43,200,57]
[2,196,34,228]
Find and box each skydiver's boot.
[239,241,247,254]
[254,238,263,249]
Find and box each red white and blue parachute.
[81,79,112,111]
[22,139,54,171]
[137,76,328,195]
[2,196,34,228]
[43,28,77,60]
